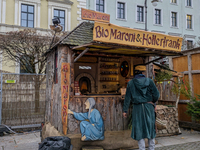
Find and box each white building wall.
[87,0,200,50]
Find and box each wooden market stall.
[43,20,183,149]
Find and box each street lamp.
[48,17,63,50]
[145,0,160,31]
[144,0,160,78]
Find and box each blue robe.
[123,76,160,141]
[73,109,104,141]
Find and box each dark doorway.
[79,77,91,94]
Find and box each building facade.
[86,0,200,50]
[0,0,87,73]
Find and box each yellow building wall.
[5,0,15,25]
[2,56,16,73]
[71,0,79,30]
[40,0,48,29]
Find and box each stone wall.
[156,106,181,136]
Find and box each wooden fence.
[156,81,177,106]
[169,48,200,124]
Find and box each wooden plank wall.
[192,53,200,100]
[171,50,200,123]
[173,56,188,72]
[67,96,131,134]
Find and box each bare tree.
[0,29,62,112]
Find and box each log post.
[45,45,72,134]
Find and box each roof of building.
[60,22,94,46]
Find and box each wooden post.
[187,54,194,97]
[145,57,149,78]
[168,56,174,70]
[131,57,133,76]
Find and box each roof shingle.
[61,22,94,46]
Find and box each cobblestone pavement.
[0,131,40,150]
[155,141,200,150]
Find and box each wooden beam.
[187,54,194,97]
[74,48,89,62]
[72,43,93,50]
[145,56,164,65]
[182,70,200,74]
[92,42,182,55]
[168,56,174,70]
[191,70,200,74]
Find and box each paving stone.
[155,141,200,150]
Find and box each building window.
[20,56,33,73]
[187,15,192,29]
[171,12,177,27]
[117,2,125,19]
[187,40,193,49]
[186,0,192,6]
[171,0,177,3]
[96,0,104,12]
[54,9,65,31]
[155,9,161,24]
[137,6,144,22]
[21,4,34,28]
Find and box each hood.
[133,78,150,95]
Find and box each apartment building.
[86,0,200,50]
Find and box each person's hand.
[155,106,157,112]
[123,112,127,118]
[68,109,74,114]
[92,124,95,126]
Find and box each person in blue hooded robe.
[123,65,160,150]
[68,98,104,141]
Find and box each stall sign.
[61,63,70,135]
[81,8,110,23]
[93,22,183,52]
